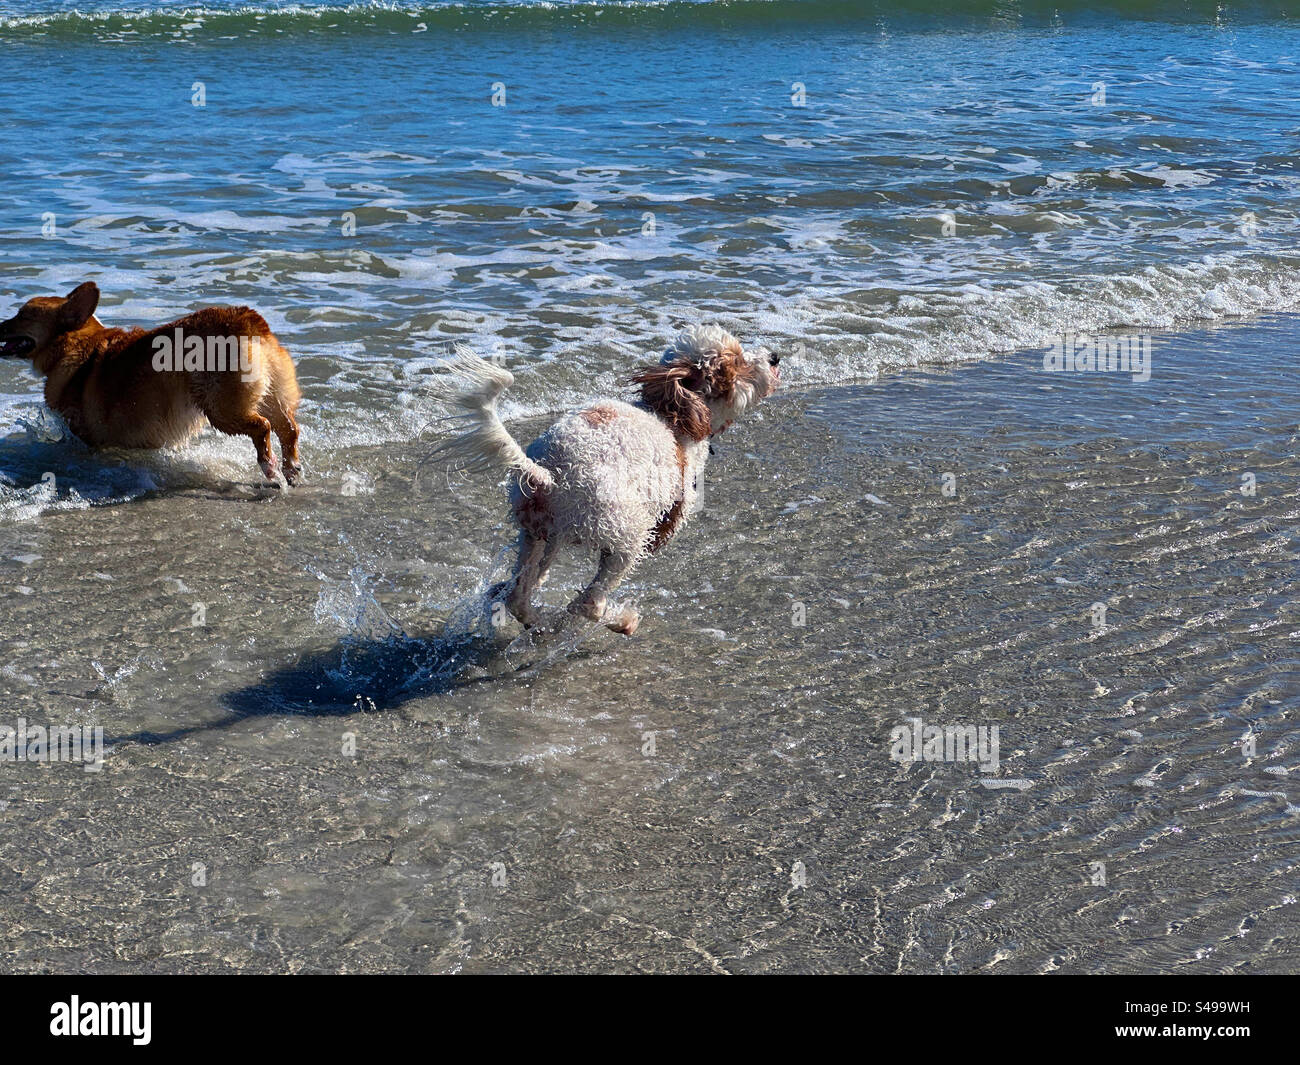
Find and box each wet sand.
[1,315,1297,973]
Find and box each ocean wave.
[1,0,1290,41]
[762,251,1300,385]
[2,247,1295,523]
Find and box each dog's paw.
[606,607,640,636]
[568,596,605,623]
[284,463,304,487]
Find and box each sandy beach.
[2,313,1295,973]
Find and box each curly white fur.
[427,347,554,491]
[432,327,779,636]
[511,401,710,559]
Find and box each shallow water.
[1,312,1297,973]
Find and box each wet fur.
[0,282,302,483]
[431,325,779,636]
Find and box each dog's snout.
[768,352,781,367]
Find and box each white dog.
[431,325,780,635]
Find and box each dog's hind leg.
[535,536,560,586]
[503,533,546,628]
[260,393,302,486]
[570,549,640,636]
[258,340,303,485]
[209,410,278,482]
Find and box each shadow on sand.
[0,427,285,513]
[110,609,594,748]
[110,631,498,747]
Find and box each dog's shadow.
[113,610,593,748]
[110,632,487,747]
[0,426,274,511]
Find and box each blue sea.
[3,1,1300,467]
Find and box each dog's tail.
[427,347,554,491]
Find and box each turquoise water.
[3,1,1300,487]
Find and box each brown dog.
[0,282,302,484]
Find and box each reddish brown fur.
[513,488,552,539]
[579,404,619,427]
[697,337,755,399]
[0,282,303,484]
[648,498,685,552]
[631,339,756,443]
[631,364,711,441]
[648,440,689,553]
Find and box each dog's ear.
[698,349,748,403]
[631,362,711,441]
[56,282,100,332]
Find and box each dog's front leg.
[570,550,640,636]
